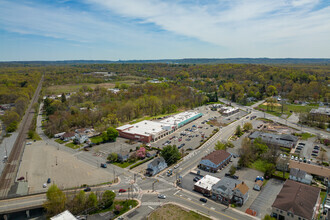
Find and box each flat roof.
[195,175,220,190]
[117,120,169,136]
[160,111,201,126]
[51,210,77,220]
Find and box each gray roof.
[310,107,330,116]
[149,157,166,167]
[290,168,307,179]
[249,131,298,148]
[212,177,241,195]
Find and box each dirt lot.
[148,204,211,220]
[17,140,113,193]
[262,102,281,106]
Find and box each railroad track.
[0,75,43,198]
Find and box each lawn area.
[148,204,211,220]
[91,199,138,215]
[320,191,327,204]
[112,161,136,168]
[55,139,66,144]
[257,103,314,118]
[90,135,103,144]
[249,159,273,173]
[293,132,315,140]
[29,131,42,140]
[273,171,290,179]
[65,142,83,149]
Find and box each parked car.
[314,146,320,150]
[225,173,231,177]
[26,142,32,145]
[43,183,47,188]
[200,198,207,203]
[298,143,305,146]
[174,164,179,169]
[84,187,91,192]
[312,150,319,153]
[47,178,51,184]
[17,176,25,181]
[158,194,166,199]
[231,175,239,179]
[119,189,126,193]
[193,177,201,182]
[101,163,107,168]
[311,153,318,157]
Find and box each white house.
[289,168,313,185]
[146,157,167,176]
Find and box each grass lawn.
[30,131,42,140]
[91,199,138,215]
[274,171,290,179]
[249,159,273,173]
[65,142,83,149]
[257,103,314,118]
[55,139,66,144]
[148,204,211,220]
[90,135,103,144]
[293,132,315,140]
[112,161,136,168]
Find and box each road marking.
[142,202,162,206]
[174,190,180,195]
[148,206,154,210]
[187,197,191,200]
[211,207,215,210]
[174,194,237,220]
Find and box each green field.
[90,135,103,144]
[112,161,136,168]
[249,159,273,173]
[65,142,83,149]
[257,103,315,118]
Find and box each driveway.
[249,178,284,218]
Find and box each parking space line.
[148,206,154,210]
[174,190,180,195]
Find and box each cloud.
[85,0,330,50]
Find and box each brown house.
[272,180,321,220]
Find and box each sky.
[0,0,329,61]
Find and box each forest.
[0,62,329,134]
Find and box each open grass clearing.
[249,159,273,173]
[148,204,211,220]
[257,103,315,118]
[65,142,83,149]
[112,161,136,168]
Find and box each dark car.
[17,176,25,181]
[311,153,318,157]
[119,189,126,193]
[47,178,51,184]
[84,187,91,192]
[203,193,211,198]
[298,143,305,146]
[200,198,207,203]
[193,177,200,182]
[231,175,239,179]
[101,163,107,168]
[312,150,319,154]
[225,173,231,177]
[314,146,320,150]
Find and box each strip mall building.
[116,111,203,143]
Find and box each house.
[211,177,241,205]
[276,155,290,172]
[233,182,249,206]
[199,150,232,172]
[253,180,263,191]
[289,160,330,180]
[310,107,330,117]
[117,152,130,162]
[73,133,89,144]
[61,132,76,142]
[146,150,157,158]
[289,168,313,185]
[54,132,66,138]
[272,180,321,220]
[194,175,220,195]
[249,131,298,149]
[146,157,167,176]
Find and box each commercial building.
[211,177,241,205]
[194,175,220,195]
[199,150,232,172]
[272,180,321,220]
[117,111,203,143]
[219,106,239,116]
[249,131,298,149]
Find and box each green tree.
[243,122,253,131]
[160,145,181,166]
[6,121,18,132]
[214,141,226,151]
[264,163,275,178]
[102,127,119,142]
[2,110,20,127]
[87,192,98,209]
[229,165,236,175]
[44,184,67,217]
[101,190,116,208]
[61,93,66,103]
[235,125,243,137]
[71,190,87,214]
[266,85,277,97]
[263,214,276,220]
[107,153,118,163]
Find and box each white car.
[26,142,32,145]
[43,183,47,188]
[158,194,166,199]
[295,157,298,161]
[291,155,294,160]
[174,164,179,169]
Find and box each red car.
[17,176,25,181]
[119,189,126,193]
